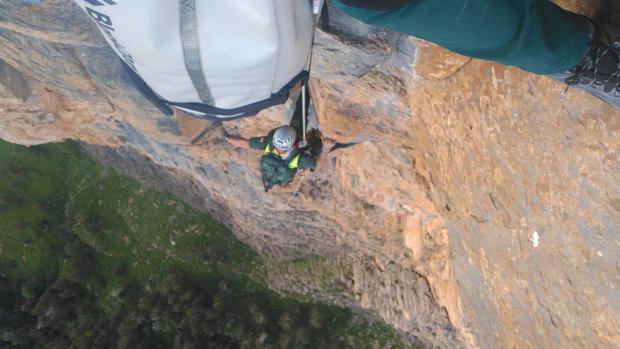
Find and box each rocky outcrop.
[2,1,620,348]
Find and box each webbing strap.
[179,0,214,104]
[300,0,324,145]
[302,84,307,144]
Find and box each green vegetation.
[0,140,414,348]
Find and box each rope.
[301,85,307,145]
[287,171,307,205]
[287,1,323,205]
[299,0,323,147]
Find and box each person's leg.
[333,0,591,75]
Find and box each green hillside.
[0,140,414,349]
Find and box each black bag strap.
[170,71,310,120]
[122,61,174,116]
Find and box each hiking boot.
[550,20,620,108]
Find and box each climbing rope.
[301,85,308,147]
[287,1,323,204]
[287,171,307,205]
[299,0,323,147]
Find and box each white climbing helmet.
[272,126,297,151]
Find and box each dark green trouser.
[332,0,591,74]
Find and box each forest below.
[0,140,415,349]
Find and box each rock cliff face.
[2,1,619,348]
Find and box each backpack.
[73,0,323,119]
[260,152,298,192]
